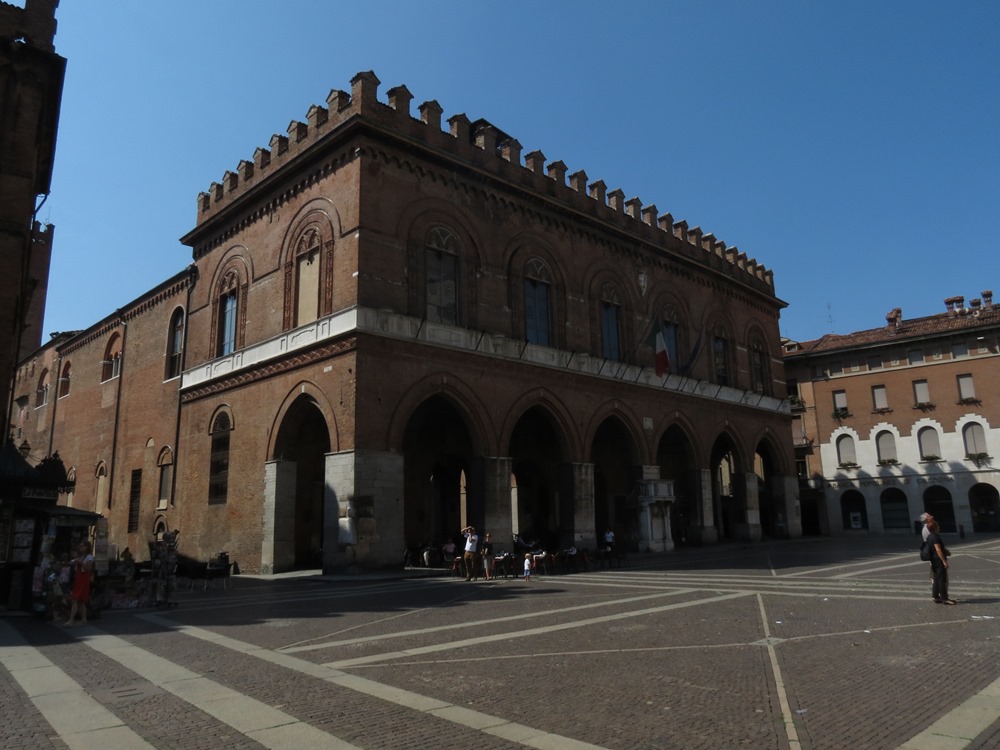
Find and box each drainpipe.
[107,311,127,513]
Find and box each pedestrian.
[919,512,933,541]
[925,518,956,605]
[481,532,494,581]
[523,552,532,581]
[65,541,94,626]
[461,525,479,581]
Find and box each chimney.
[886,307,902,331]
[983,290,993,309]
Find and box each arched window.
[57,361,71,398]
[750,338,770,395]
[660,307,682,375]
[599,283,621,361]
[216,269,241,357]
[294,227,322,326]
[963,422,988,459]
[209,412,232,504]
[918,427,941,460]
[157,447,174,510]
[35,368,49,407]
[524,258,551,346]
[426,227,458,325]
[712,328,730,386]
[165,308,185,380]
[836,434,857,466]
[101,333,122,382]
[876,431,897,463]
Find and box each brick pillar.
[325,450,404,572]
[688,468,718,544]
[261,460,296,574]
[568,462,595,549]
[480,456,513,546]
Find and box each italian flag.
[654,322,670,377]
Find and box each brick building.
[783,295,1000,536]
[12,71,797,572]
[0,0,63,423]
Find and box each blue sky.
[39,1,999,344]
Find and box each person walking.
[481,532,494,581]
[65,541,94,626]
[925,518,956,605]
[523,552,532,582]
[461,525,479,581]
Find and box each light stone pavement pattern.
[2,536,1000,749]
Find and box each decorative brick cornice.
[180,337,356,403]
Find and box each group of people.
[460,526,533,581]
[920,512,957,605]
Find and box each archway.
[754,443,780,537]
[710,435,741,540]
[879,487,910,531]
[657,425,696,545]
[402,395,476,549]
[840,490,867,530]
[969,483,1000,532]
[508,407,566,549]
[273,396,331,569]
[591,417,638,551]
[923,486,956,533]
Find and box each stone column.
[772,475,802,538]
[261,460,297,574]
[688,468,718,545]
[325,450,404,572]
[480,456,513,547]
[735,472,763,542]
[568,462,595,549]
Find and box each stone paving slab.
[4,535,1000,749]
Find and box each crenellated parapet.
[194,70,774,291]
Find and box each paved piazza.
[3,535,1000,750]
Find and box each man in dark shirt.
[926,518,956,605]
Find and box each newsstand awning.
[14,499,101,527]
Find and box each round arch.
[840,489,868,530]
[970,482,1000,532]
[923,485,956,533]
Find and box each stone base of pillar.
[687,526,719,545]
[735,523,763,543]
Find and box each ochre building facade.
[12,71,797,572]
[784,296,1000,536]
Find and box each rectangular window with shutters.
[833,390,849,417]
[913,379,931,406]
[957,374,977,402]
[872,385,889,412]
[127,469,142,533]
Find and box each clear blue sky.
[39,1,999,344]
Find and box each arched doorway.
[969,483,1000,532]
[402,396,476,549]
[879,487,910,531]
[754,444,779,537]
[710,435,740,540]
[272,396,331,569]
[657,425,696,545]
[509,407,566,549]
[923,486,956,533]
[592,417,638,551]
[840,490,867,530]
